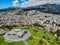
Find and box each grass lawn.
[0,37,25,45]
[18,26,58,45]
[0,26,60,45]
[27,37,47,45]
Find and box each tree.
[39,39,43,45]
[55,37,59,41]
[50,31,54,35]
[56,30,60,36]
[43,36,45,38]
[29,36,33,40]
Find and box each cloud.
[12,0,19,7]
[21,0,60,8]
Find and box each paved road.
[32,36,50,45]
[23,41,28,45]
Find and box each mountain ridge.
[23,3,60,14]
[0,3,60,14]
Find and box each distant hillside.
[23,3,60,14]
[0,7,20,12]
[0,3,60,14]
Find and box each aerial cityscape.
[0,0,60,45]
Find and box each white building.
[4,29,31,42]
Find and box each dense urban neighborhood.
[0,9,60,32]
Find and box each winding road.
[23,41,28,45]
[32,36,50,45]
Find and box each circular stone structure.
[0,30,6,36]
[4,29,31,42]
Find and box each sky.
[0,0,28,9]
[0,0,60,9]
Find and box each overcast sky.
[21,0,60,7]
